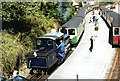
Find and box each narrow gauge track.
[27,72,48,81]
[107,48,119,80]
[26,49,74,81]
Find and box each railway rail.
[27,72,48,81]
[107,48,119,80]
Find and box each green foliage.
[2,2,25,21]
[0,2,2,24]
[0,2,1,16]
[0,30,33,76]
[2,2,30,33]
[2,2,75,36]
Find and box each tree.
[0,30,33,77]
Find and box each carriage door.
[113,27,120,45]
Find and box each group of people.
[89,15,98,24]
[89,10,99,52]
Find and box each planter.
[95,27,98,31]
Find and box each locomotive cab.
[26,37,58,72]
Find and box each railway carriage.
[107,11,120,47]
[59,7,86,46]
[100,6,113,26]
[100,6,108,20]
[100,6,120,47]
[26,32,71,73]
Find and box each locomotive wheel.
[58,58,64,65]
[29,69,39,74]
[33,69,38,74]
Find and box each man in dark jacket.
[89,36,94,52]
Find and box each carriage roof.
[107,11,120,27]
[75,7,85,17]
[100,6,106,10]
[61,16,84,28]
[100,6,120,27]
[100,6,111,12]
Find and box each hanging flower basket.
[95,26,98,31]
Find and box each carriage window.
[68,29,75,35]
[114,28,119,35]
[47,40,52,46]
[37,40,42,45]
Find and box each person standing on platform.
[89,17,92,23]
[89,36,94,52]
[92,15,95,22]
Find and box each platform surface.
[48,10,115,79]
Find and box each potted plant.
[95,26,98,31]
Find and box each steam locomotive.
[26,32,71,74]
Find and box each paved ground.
[48,10,115,79]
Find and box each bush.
[0,30,33,77]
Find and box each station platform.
[48,11,115,79]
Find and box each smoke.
[58,0,71,23]
[63,7,70,22]
[58,1,64,17]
